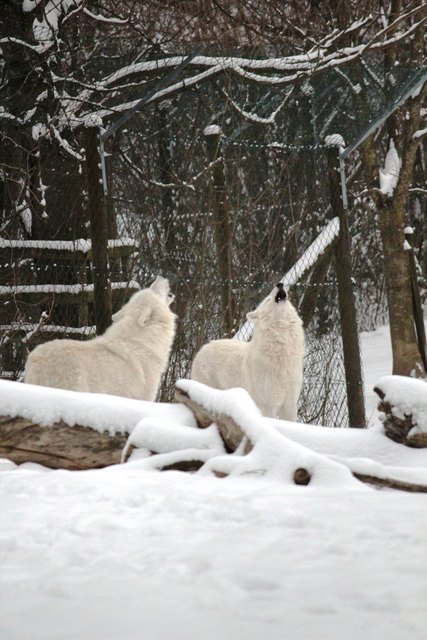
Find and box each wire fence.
[0,131,354,427]
[2,60,425,426]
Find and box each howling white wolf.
[24,276,176,401]
[191,283,304,421]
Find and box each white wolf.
[191,283,304,421]
[24,276,176,401]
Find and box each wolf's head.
[246,283,297,327]
[112,276,175,328]
[150,275,175,306]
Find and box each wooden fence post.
[204,125,236,336]
[326,137,366,428]
[84,126,112,335]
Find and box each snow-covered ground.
[1,324,427,640]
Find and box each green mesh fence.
[1,59,424,426]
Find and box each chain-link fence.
[1,59,425,427]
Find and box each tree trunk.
[378,198,423,376]
[356,14,426,378]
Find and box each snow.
[0,323,95,339]
[124,420,224,459]
[0,238,136,252]
[375,375,427,434]
[379,139,401,196]
[204,125,222,136]
[0,380,195,434]
[282,217,340,287]
[413,127,427,139]
[30,0,84,53]
[0,281,140,296]
[324,133,346,148]
[1,324,427,639]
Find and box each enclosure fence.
[1,60,426,428]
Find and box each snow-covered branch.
[82,8,128,24]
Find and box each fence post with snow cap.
[325,135,366,428]
[204,124,236,337]
[84,125,112,335]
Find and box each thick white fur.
[24,276,176,400]
[191,288,305,421]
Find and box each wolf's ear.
[150,275,167,291]
[247,310,258,322]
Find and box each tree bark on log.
[0,416,127,470]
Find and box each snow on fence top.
[0,281,140,296]
[0,238,136,253]
[281,217,340,288]
[234,217,340,340]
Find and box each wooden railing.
[0,239,139,378]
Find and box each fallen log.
[1,378,426,493]
[174,385,253,453]
[0,415,128,470]
[0,379,196,470]
[174,380,427,492]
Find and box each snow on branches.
[1,1,424,145]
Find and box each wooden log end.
[174,386,213,429]
[293,467,311,485]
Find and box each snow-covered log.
[374,375,427,448]
[0,379,426,491]
[0,380,196,470]
[174,384,253,453]
[0,416,127,470]
[171,381,427,492]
